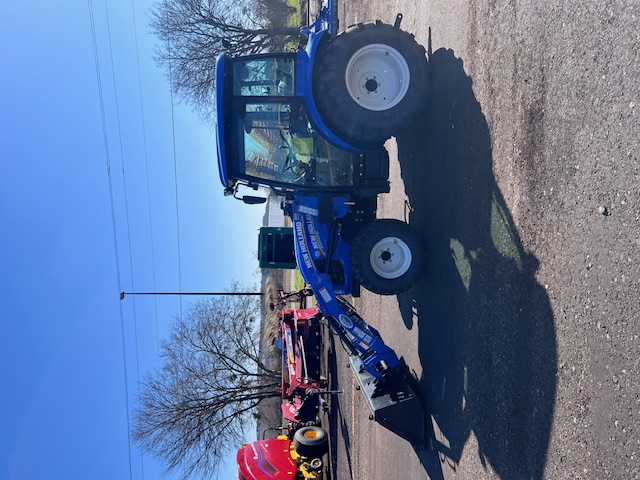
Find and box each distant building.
[264,191,286,227]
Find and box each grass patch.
[293,270,306,291]
[282,0,307,51]
[286,0,306,27]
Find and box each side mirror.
[242,195,267,205]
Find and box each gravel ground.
[326,1,640,479]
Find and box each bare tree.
[150,0,302,117]
[255,0,301,31]
[133,289,281,479]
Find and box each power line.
[87,1,134,478]
[129,0,160,363]
[101,0,145,477]
[166,28,184,320]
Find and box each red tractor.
[237,308,330,480]
[236,426,329,480]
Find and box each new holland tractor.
[219,0,430,458]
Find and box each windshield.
[236,100,355,187]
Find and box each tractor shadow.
[325,325,355,480]
[396,48,557,480]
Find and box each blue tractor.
[217,1,430,446]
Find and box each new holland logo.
[338,314,353,329]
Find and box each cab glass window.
[233,57,295,97]
[238,101,355,187]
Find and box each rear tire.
[350,219,426,295]
[293,426,329,458]
[313,22,430,148]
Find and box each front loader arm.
[288,194,426,446]
[290,196,400,379]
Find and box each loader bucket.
[349,356,426,447]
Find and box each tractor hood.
[237,439,297,480]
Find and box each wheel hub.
[369,236,412,279]
[365,78,379,92]
[345,44,411,111]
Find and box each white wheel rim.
[369,236,412,279]
[345,44,410,111]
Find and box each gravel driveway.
[326,1,640,479]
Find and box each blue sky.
[0,1,264,479]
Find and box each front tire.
[313,21,430,148]
[350,219,426,295]
[293,426,329,458]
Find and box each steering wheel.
[279,128,309,179]
[283,152,309,177]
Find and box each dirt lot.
[326,1,640,479]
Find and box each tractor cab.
[215,52,390,202]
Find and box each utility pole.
[119,291,263,300]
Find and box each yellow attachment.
[298,462,323,479]
[288,443,323,479]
